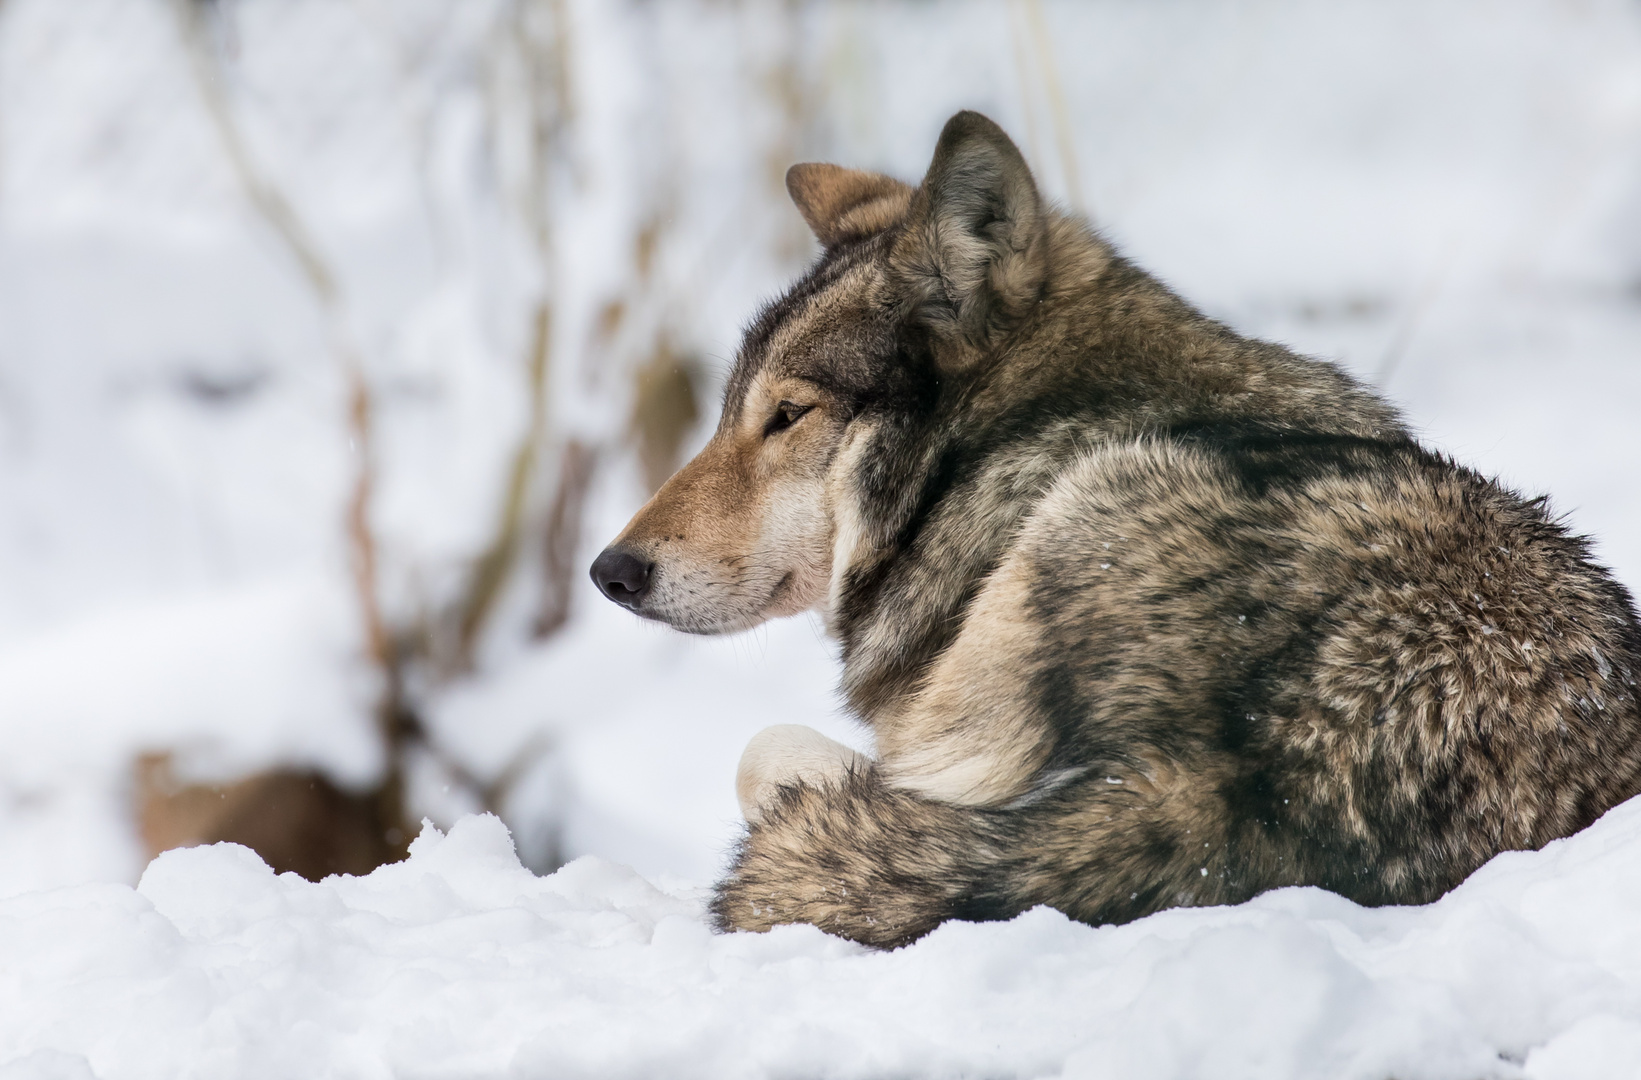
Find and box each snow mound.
[4,806,1641,1079]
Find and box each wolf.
[590,111,1641,949]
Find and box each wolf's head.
[591,111,1050,634]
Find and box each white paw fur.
[735,725,869,824]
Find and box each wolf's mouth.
[661,570,800,636]
[592,553,800,637]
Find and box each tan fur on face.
[605,242,902,636]
[607,367,841,634]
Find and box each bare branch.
[534,438,597,639]
[455,301,553,660]
[172,0,404,843]
[451,0,576,667]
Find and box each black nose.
[590,547,653,609]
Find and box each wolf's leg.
[713,765,1251,949]
[735,725,870,824]
[714,767,997,948]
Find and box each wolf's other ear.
[786,164,913,249]
[892,111,1047,363]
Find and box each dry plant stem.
[1007,8,1048,191]
[1023,0,1083,211]
[1375,239,1459,390]
[173,0,408,845]
[455,302,552,663]
[1012,0,1085,214]
[453,0,575,668]
[757,0,820,264]
[534,438,597,638]
[418,731,555,818]
[176,0,337,308]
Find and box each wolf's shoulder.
[1019,420,1601,593]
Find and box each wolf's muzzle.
[590,547,654,610]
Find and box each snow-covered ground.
[7,806,1641,1080]
[2,0,1641,1075]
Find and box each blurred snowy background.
[0,0,1638,898]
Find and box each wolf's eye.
[764,400,812,438]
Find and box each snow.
[2,0,1641,1074]
[0,805,1639,1079]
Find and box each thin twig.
[1376,238,1460,390]
[1014,0,1086,215]
[456,301,553,661]
[534,438,598,638]
[452,0,574,668]
[173,0,405,840]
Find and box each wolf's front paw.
[735,724,868,823]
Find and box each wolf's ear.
[891,111,1047,365]
[786,164,912,249]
